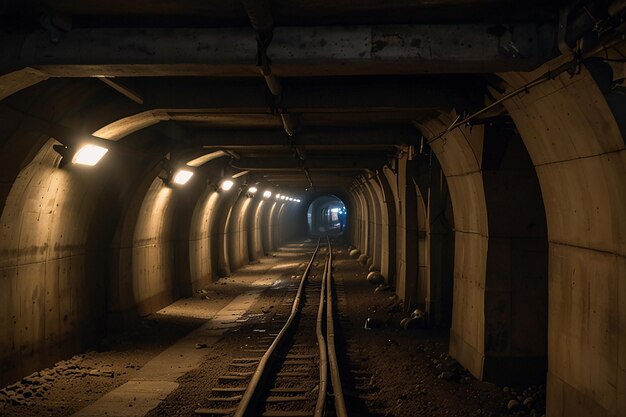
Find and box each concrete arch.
[362,179,383,268]
[0,140,109,385]
[128,178,176,316]
[189,188,220,289]
[0,79,141,211]
[353,186,370,256]
[247,198,265,262]
[262,201,278,252]
[271,203,286,250]
[417,116,488,377]
[375,170,398,284]
[415,151,455,328]
[417,109,550,384]
[346,192,360,247]
[216,191,239,278]
[225,192,253,272]
[499,59,626,417]
[416,185,429,310]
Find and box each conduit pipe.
[425,10,626,145]
[241,0,291,135]
[242,0,312,188]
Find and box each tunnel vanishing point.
[1,1,626,416]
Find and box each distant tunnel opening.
[306,195,347,235]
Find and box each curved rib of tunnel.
[0,3,625,417]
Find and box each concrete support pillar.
[216,192,238,278]
[364,180,383,269]
[272,203,285,248]
[376,173,397,284]
[262,201,278,252]
[415,188,428,309]
[247,198,264,261]
[189,189,220,288]
[419,113,548,384]
[395,154,419,307]
[354,188,369,254]
[424,154,455,327]
[226,194,253,272]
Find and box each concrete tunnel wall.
[1,43,625,417]
[500,59,626,417]
[0,141,108,386]
[341,54,626,416]
[0,79,302,386]
[126,177,176,318]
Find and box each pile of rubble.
[502,385,546,417]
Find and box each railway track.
[195,237,348,417]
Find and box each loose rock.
[507,399,521,412]
[367,271,384,285]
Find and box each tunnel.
[307,195,347,235]
[0,2,625,417]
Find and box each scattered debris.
[507,399,521,411]
[438,371,455,380]
[195,343,208,349]
[374,283,390,293]
[387,298,403,313]
[0,356,118,406]
[501,384,546,416]
[366,271,384,285]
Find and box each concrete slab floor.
[72,286,269,417]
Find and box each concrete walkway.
[72,275,277,417]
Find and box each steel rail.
[325,237,348,417]
[314,257,330,417]
[232,237,322,417]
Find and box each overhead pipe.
[241,0,291,134]
[422,2,626,145]
[242,0,312,189]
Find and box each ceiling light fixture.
[172,169,194,185]
[263,190,272,199]
[72,144,109,166]
[221,179,234,191]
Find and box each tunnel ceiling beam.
[5,24,556,77]
[134,76,482,112]
[196,127,417,148]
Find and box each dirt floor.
[329,241,547,417]
[0,239,547,417]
